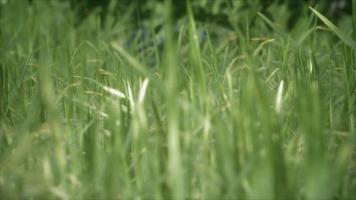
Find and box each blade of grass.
[110,42,161,87]
[310,7,356,50]
[353,0,356,40]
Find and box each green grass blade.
[353,0,356,40]
[310,7,356,49]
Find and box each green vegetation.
[0,0,355,199]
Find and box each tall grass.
[0,0,355,199]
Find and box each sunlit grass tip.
[275,80,284,114]
[103,85,126,98]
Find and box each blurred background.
[48,0,352,28]
[17,0,352,30]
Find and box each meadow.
[0,0,355,199]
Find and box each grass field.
[1,0,356,199]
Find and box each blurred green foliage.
[1,0,356,198]
[63,0,352,30]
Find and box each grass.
[0,0,356,199]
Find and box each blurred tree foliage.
[65,0,352,30]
